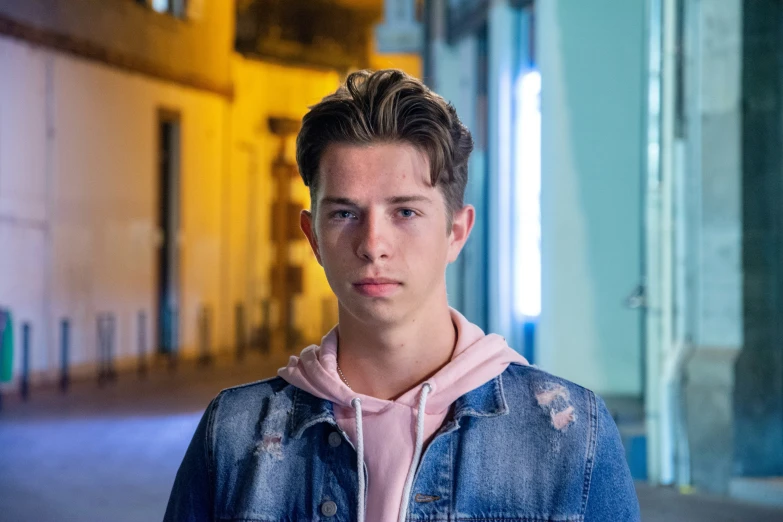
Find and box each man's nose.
[355,212,391,262]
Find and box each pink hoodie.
[278,308,529,522]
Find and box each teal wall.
[537,0,646,395]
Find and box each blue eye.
[399,209,416,218]
[332,210,356,220]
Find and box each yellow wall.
[0,28,424,383]
[369,44,423,78]
[228,49,422,351]
[227,48,422,352]
[229,56,342,350]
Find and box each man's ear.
[447,204,476,263]
[300,209,322,266]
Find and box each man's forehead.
[316,142,435,195]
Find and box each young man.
[165,70,640,522]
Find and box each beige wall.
[0,34,227,380]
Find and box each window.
[137,0,187,19]
[152,0,170,13]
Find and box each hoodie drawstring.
[350,397,365,522]
[350,384,432,522]
[398,383,432,522]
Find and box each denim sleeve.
[583,395,641,522]
[163,396,219,522]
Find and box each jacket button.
[320,500,338,517]
[328,432,342,448]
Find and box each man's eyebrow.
[320,196,359,206]
[320,195,433,206]
[386,195,433,205]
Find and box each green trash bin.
[0,310,13,383]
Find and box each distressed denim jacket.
[164,363,641,521]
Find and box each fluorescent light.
[513,70,542,318]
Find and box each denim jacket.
[164,363,640,521]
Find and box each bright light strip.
[513,70,542,318]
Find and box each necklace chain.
[336,363,352,390]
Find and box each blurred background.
[0,0,782,520]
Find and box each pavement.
[1,350,782,522]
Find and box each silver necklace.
[336,363,352,390]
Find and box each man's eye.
[398,208,416,218]
[332,210,356,219]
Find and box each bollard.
[167,306,178,371]
[235,303,246,362]
[137,311,147,378]
[287,299,301,351]
[97,314,117,385]
[107,314,117,382]
[20,323,30,401]
[259,300,271,354]
[60,319,70,393]
[97,315,107,386]
[197,305,213,367]
[0,310,10,411]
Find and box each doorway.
[156,110,181,357]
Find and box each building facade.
[0,0,419,385]
[426,0,781,506]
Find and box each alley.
[1,358,781,522]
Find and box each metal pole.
[60,319,70,393]
[97,314,106,386]
[198,305,213,367]
[107,314,117,382]
[0,310,8,411]
[260,299,271,354]
[20,323,30,401]
[235,302,246,362]
[137,311,147,377]
[167,306,178,372]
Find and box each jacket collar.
[289,372,509,439]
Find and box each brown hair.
[296,69,473,226]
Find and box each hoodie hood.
[278,307,528,413]
[278,308,528,522]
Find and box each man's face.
[300,142,474,326]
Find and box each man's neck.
[335,302,456,400]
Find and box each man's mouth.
[352,278,402,297]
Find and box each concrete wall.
[0,0,234,94]
[736,0,783,479]
[679,0,745,494]
[537,0,645,396]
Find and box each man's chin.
[338,297,406,326]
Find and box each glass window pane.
[152,0,170,13]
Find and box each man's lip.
[354,278,401,285]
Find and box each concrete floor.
[1,352,782,522]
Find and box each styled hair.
[296,69,473,226]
